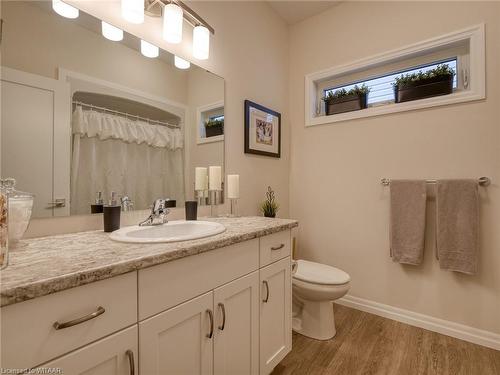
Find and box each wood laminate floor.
[272,304,500,375]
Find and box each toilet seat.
[293,260,350,285]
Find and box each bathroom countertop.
[0,216,298,307]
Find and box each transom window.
[305,24,485,126]
[323,58,458,107]
[209,114,224,122]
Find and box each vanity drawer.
[260,230,291,267]
[139,239,259,320]
[1,272,137,369]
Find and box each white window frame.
[305,24,485,127]
[196,101,224,144]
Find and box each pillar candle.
[227,175,240,199]
[209,166,222,190]
[195,167,207,191]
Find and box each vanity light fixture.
[193,26,209,60]
[141,40,160,58]
[121,0,144,24]
[174,55,190,69]
[145,0,214,60]
[102,22,124,42]
[52,0,79,19]
[163,3,183,44]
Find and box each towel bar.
[381,177,491,186]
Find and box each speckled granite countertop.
[0,217,297,307]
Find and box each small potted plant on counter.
[393,64,455,103]
[204,117,224,138]
[261,186,279,218]
[322,84,370,115]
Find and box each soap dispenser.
[103,191,121,232]
[91,191,104,214]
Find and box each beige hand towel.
[390,180,427,265]
[436,179,479,275]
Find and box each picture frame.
[244,100,281,158]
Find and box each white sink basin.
[109,220,226,243]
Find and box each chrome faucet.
[139,198,170,226]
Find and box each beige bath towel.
[436,180,479,275]
[390,180,427,265]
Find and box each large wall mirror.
[1,1,224,218]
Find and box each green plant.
[322,84,370,103]
[261,186,279,217]
[205,118,224,128]
[394,64,455,88]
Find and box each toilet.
[292,260,351,340]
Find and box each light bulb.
[174,56,190,70]
[193,26,209,60]
[163,4,183,44]
[141,40,159,58]
[52,0,79,19]
[121,0,144,24]
[102,22,123,42]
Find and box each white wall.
[289,1,500,334]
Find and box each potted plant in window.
[322,84,370,115]
[393,64,455,103]
[205,117,224,137]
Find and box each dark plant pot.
[394,75,453,103]
[205,124,224,137]
[264,213,276,218]
[325,93,368,115]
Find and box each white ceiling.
[267,1,340,25]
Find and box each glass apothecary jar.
[0,179,34,268]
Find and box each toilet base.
[292,298,336,340]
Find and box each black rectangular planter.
[205,124,224,137]
[394,75,453,103]
[325,93,368,115]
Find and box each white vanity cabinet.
[139,292,214,375]
[139,271,261,375]
[213,271,260,375]
[41,326,138,375]
[259,258,292,374]
[0,228,292,375]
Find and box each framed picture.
[244,100,281,158]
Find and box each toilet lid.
[294,260,350,285]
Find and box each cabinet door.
[214,271,260,375]
[41,326,137,375]
[260,257,292,374]
[139,291,214,375]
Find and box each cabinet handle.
[262,280,270,303]
[53,306,105,330]
[218,303,226,331]
[47,198,66,208]
[125,350,135,375]
[271,244,285,251]
[206,309,214,339]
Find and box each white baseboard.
[336,295,500,351]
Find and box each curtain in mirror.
[70,106,185,215]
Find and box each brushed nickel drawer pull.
[218,303,226,331]
[271,244,285,251]
[125,349,135,375]
[206,309,214,339]
[262,280,270,303]
[53,306,105,330]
